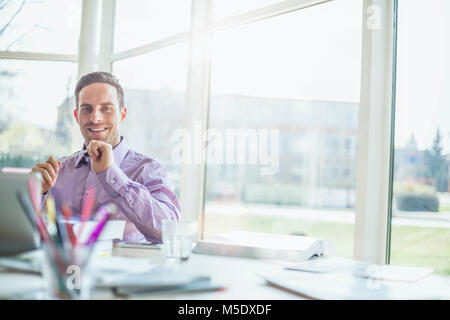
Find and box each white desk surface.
[0,242,449,300]
[108,246,302,300]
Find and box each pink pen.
[84,204,117,246]
[75,187,96,246]
[27,179,41,216]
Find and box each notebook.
[193,231,333,261]
[95,265,216,296]
[260,266,443,300]
[285,256,434,282]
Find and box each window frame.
[354,0,397,264]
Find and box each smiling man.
[31,71,181,242]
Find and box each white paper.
[286,256,364,273]
[72,220,126,243]
[260,270,446,300]
[352,264,434,282]
[202,230,320,251]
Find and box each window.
[212,0,284,21]
[0,0,81,54]
[390,0,450,275]
[204,0,362,258]
[112,42,189,196]
[0,60,77,168]
[1,0,446,273]
[114,0,191,53]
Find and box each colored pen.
[75,187,96,246]
[61,205,77,247]
[44,196,61,245]
[55,209,70,246]
[57,149,88,162]
[17,192,71,298]
[84,204,116,246]
[16,191,49,242]
[27,178,41,216]
[45,196,57,225]
[16,191,67,273]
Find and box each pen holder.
[40,243,95,300]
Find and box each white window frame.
[354,0,396,264]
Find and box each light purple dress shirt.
[45,137,181,243]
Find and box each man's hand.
[87,140,114,174]
[31,156,60,194]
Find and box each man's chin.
[82,130,119,147]
[86,131,107,140]
[84,135,108,145]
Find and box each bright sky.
[395,0,450,153]
[0,0,449,153]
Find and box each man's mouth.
[88,127,107,133]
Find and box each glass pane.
[0,59,77,168]
[114,0,191,53]
[0,0,81,54]
[212,0,283,21]
[112,43,189,197]
[391,0,450,276]
[204,0,362,258]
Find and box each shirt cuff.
[96,163,130,197]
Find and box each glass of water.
[162,219,197,261]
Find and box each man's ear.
[120,107,127,122]
[74,108,79,124]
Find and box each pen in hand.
[57,150,88,162]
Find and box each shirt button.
[111,178,116,184]
[129,200,134,207]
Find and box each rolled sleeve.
[95,161,181,243]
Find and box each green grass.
[439,206,450,212]
[204,213,450,276]
[390,225,450,276]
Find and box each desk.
[0,242,449,300]
[107,246,299,300]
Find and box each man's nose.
[90,108,103,123]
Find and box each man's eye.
[102,106,112,111]
[81,107,92,113]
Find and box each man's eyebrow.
[80,102,114,107]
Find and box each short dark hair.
[75,71,124,109]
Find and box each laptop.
[0,171,41,256]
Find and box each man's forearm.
[96,163,181,242]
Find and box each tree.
[0,0,44,50]
[0,0,26,37]
[0,0,33,133]
[424,128,448,192]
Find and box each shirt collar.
[74,136,129,169]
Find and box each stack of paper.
[194,231,333,261]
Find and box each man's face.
[74,82,126,147]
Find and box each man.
[31,71,181,243]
